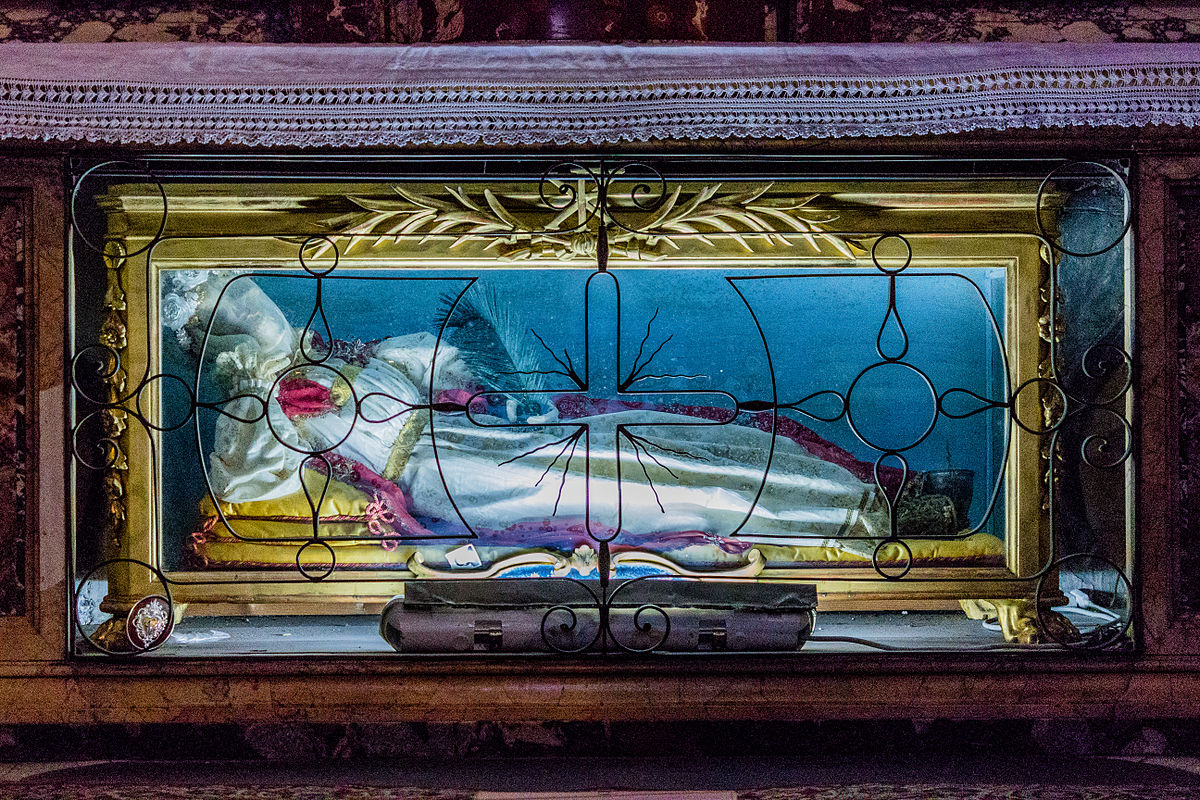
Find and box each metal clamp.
[472,619,503,651]
[698,619,727,651]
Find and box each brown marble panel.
[871,0,1200,43]
[9,660,1200,723]
[393,0,768,42]
[0,1,292,43]
[1133,157,1200,657]
[0,196,27,618]
[792,0,873,42]
[0,718,1193,760]
[1175,190,1200,613]
[291,0,385,42]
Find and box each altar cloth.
[2,42,1200,146]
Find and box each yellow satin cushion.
[194,468,416,566]
[199,468,374,520]
[194,520,416,567]
[200,401,431,521]
[757,532,1004,564]
[194,467,1004,569]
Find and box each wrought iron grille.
[67,155,1135,656]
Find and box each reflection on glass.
[160,266,1007,574]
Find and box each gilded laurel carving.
[310,183,862,261]
[960,598,1041,645]
[1038,242,1064,515]
[101,242,129,541]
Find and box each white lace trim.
[3,43,1200,144]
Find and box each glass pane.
[68,157,1133,656]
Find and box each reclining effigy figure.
[165,272,985,574]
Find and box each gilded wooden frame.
[69,167,1087,648]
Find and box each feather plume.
[436,288,549,417]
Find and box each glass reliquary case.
[68,155,1134,657]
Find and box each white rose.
[166,270,208,292]
[160,291,197,330]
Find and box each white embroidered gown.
[164,272,887,552]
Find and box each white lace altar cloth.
[1,42,1200,146]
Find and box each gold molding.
[1038,241,1065,518]
[403,545,765,581]
[100,240,129,550]
[609,547,765,579]
[960,598,1040,644]
[310,182,862,262]
[406,551,568,580]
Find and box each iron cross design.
[452,269,741,543]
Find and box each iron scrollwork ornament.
[67,157,1135,655]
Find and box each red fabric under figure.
[276,376,338,418]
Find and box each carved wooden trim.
[1137,156,1200,655]
[9,660,1200,723]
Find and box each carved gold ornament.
[310,182,862,261]
[404,543,763,580]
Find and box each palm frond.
[435,287,549,417]
[306,182,862,261]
